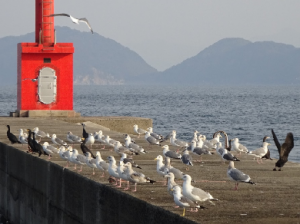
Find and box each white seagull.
[48,13,93,33]
[182,174,218,211]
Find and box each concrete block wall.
[0,143,198,224]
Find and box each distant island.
[0,27,299,85]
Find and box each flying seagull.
[47,13,93,34]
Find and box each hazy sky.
[1,1,300,71]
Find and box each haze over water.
[1,85,299,162]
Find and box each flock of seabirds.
[2,12,296,217]
[5,123,295,217]
[0,10,295,220]
[3,11,296,218]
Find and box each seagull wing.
[191,187,212,201]
[79,18,93,33]
[48,13,70,17]
[228,168,250,182]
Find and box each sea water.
[1,85,299,161]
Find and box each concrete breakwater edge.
[0,117,300,223]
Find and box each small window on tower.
[44,58,51,63]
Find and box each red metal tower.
[16,0,78,117]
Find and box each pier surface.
[1,117,300,224]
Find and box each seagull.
[170,132,189,150]
[18,129,28,146]
[107,156,121,186]
[261,136,272,160]
[48,13,93,33]
[231,138,248,155]
[67,131,81,144]
[85,152,97,175]
[42,142,58,159]
[164,157,185,180]
[221,147,240,163]
[94,130,106,144]
[147,127,163,140]
[162,145,181,160]
[117,161,129,189]
[271,129,294,171]
[154,155,168,184]
[164,171,180,197]
[33,127,48,141]
[181,149,193,170]
[70,149,86,172]
[133,124,147,138]
[120,153,141,169]
[190,140,212,162]
[51,134,68,146]
[172,185,202,216]
[182,174,218,211]
[124,136,146,154]
[227,161,256,190]
[58,146,71,167]
[84,133,95,149]
[95,151,109,177]
[248,142,271,164]
[123,162,155,192]
[114,141,137,156]
[145,131,161,148]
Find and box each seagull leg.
[114,178,119,186]
[235,183,239,190]
[92,168,95,175]
[260,158,263,164]
[78,165,83,172]
[182,208,185,217]
[124,181,130,191]
[116,179,122,188]
[132,183,137,192]
[74,164,77,170]
[100,172,105,178]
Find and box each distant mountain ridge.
[0,29,299,85]
[0,26,157,85]
[151,38,300,85]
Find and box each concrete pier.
[0,117,300,224]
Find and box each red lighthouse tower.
[16,0,79,117]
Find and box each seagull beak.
[154,158,158,161]
[268,143,271,146]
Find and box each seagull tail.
[147,178,156,184]
[136,165,142,169]
[248,180,256,185]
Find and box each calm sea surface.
[1,85,299,162]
